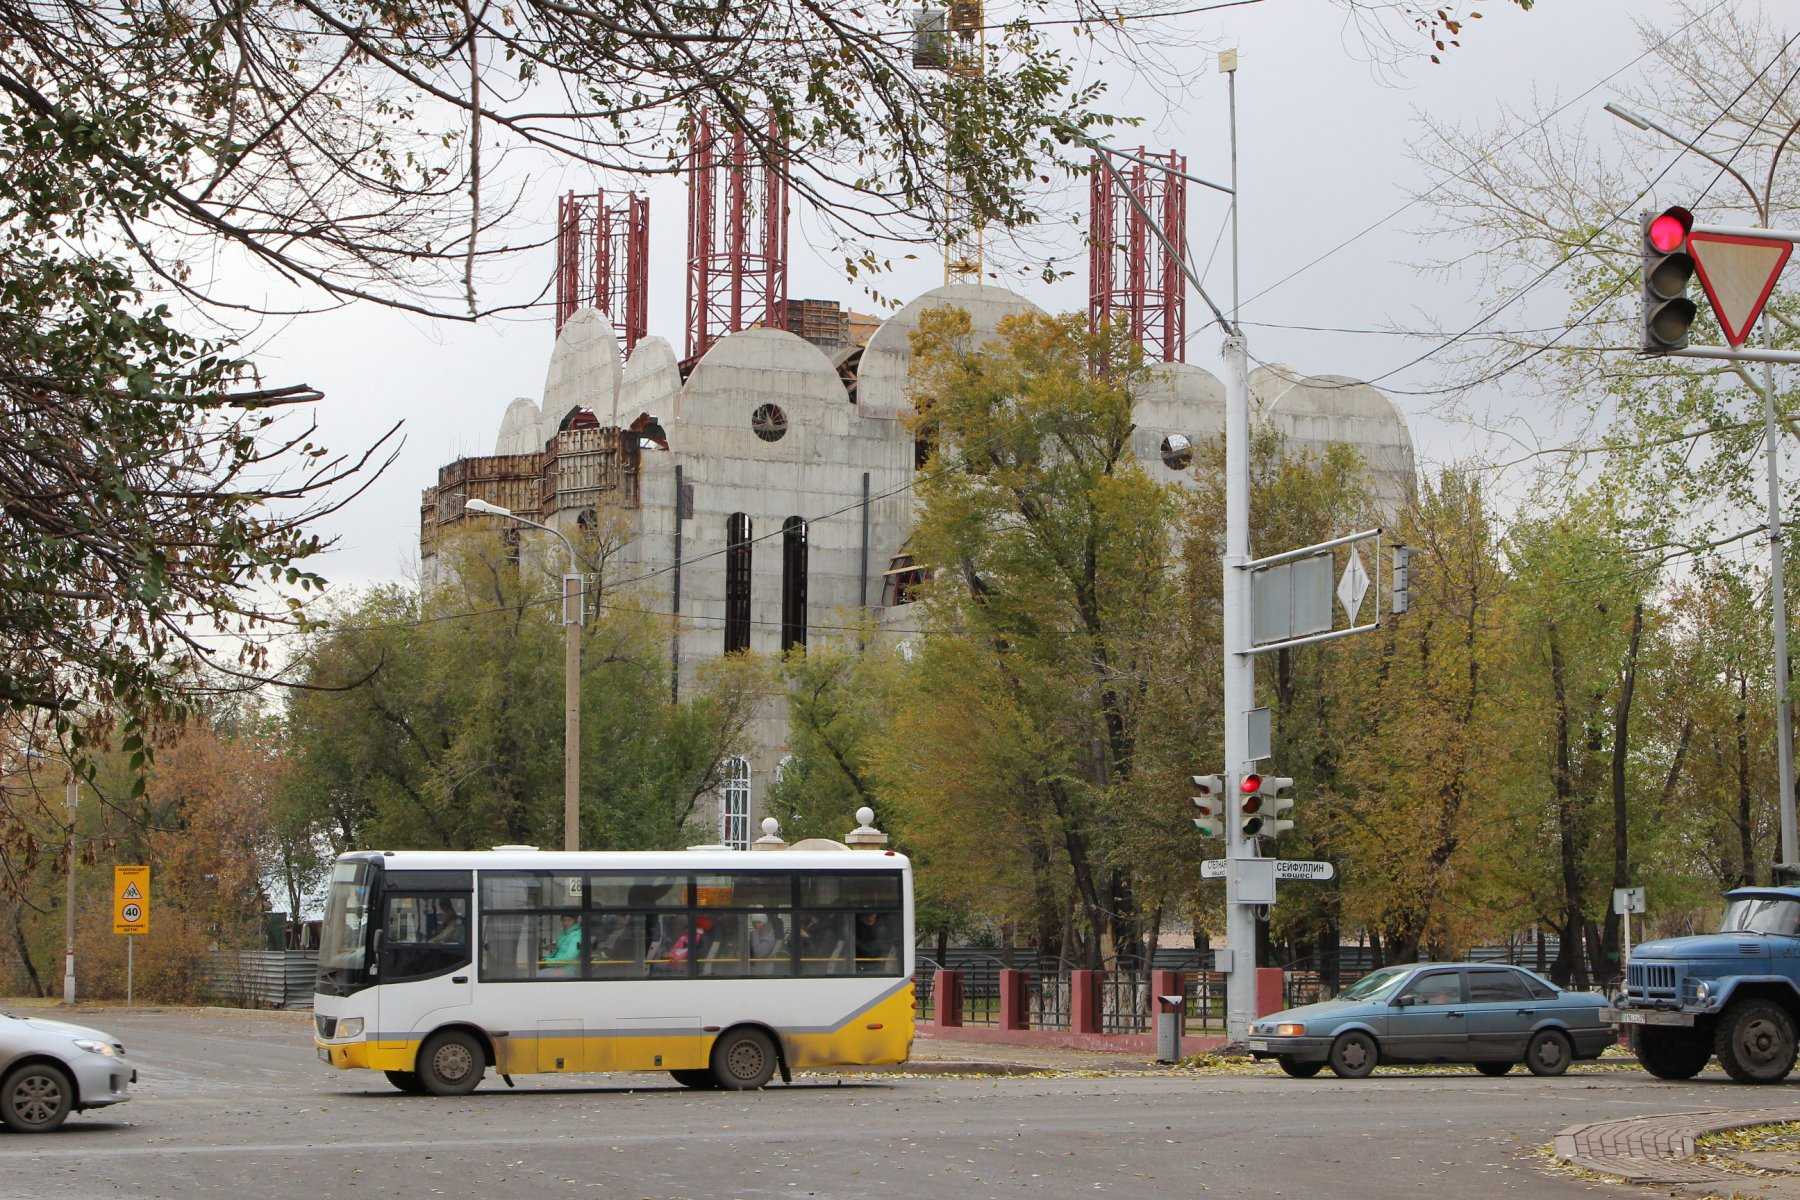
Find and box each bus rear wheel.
[710,1028,777,1090]
[670,1069,718,1089]
[418,1030,486,1096]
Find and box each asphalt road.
[6,1007,1800,1199]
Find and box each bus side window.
[383,894,470,981]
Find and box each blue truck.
[1605,886,1800,1083]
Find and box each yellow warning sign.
[114,865,149,935]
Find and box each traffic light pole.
[1222,332,1258,1045]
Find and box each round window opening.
[1160,433,1194,471]
[752,403,789,443]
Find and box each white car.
[0,1011,135,1132]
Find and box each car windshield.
[318,860,374,978]
[1338,965,1412,1001]
[1720,897,1800,936]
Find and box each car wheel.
[1328,1031,1378,1079]
[1714,1000,1798,1084]
[1633,1025,1711,1080]
[383,1070,429,1095]
[1277,1056,1324,1078]
[670,1069,719,1089]
[1526,1030,1572,1077]
[417,1030,486,1096]
[710,1028,777,1090]
[1474,1061,1514,1077]
[1,1062,75,1133]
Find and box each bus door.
[376,871,474,1050]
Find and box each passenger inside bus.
[855,910,899,974]
[748,912,786,973]
[542,914,581,977]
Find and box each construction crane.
[913,1,985,284]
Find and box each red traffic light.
[1648,207,1692,254]
[1240,773,1261,794]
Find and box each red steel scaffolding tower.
[554,190,649,354]
[685,113,790,361]
[1089,148,1187,363]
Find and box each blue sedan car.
[1248,962,1613,1079]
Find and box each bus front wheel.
[670,1069,718,1089]
[384,1070,429,1095]
[418,1030,486,1096]
[710,1028,777,1090]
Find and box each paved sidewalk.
[1554,1106,1800,1195]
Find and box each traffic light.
[1191,774,1225,839]
[1391,545,1411,616]
[1641,207,1697,353]
[1239,774,1294,839]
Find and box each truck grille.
[315,1014,337,1039]
[1626,961,1679,1002]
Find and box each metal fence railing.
[1028,973,1070,1030]
[1100,971,1150,1034]
[1183,971,1226,1031]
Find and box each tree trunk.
[1602,602,1643,981]
[1548,621,1588,990]
[1369,927,1384,969]
[9,904,44,997]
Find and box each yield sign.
[1688,231,1792,347]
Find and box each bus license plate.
[318,1046,332,1063]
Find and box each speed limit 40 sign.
[114,865,150,935]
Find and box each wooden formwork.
[421,453,544,553]
[539,426,639,519]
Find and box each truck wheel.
[1633,1026,1710,1080]
[1328,1031,1378,1079]
[1714,1000,1798,1084]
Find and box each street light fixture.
[463,497,586,852]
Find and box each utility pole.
[63,765,77,1006]
[1074,50,1258,1042]
[463,498,585,851]
[1606,102,1796,868]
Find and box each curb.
[1552,1107,1800,1186]
[816,1060,1057,1077]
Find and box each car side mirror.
[1391,994,1415,1008]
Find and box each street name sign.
[1203,858,1336,882]
[114,864,150,935]
[1688,232,1792,347]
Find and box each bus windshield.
[318,861,375,991]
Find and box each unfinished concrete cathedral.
[419,137,1416,848]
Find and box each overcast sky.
[244,0,1726,595]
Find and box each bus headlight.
[337,1018,364,1039]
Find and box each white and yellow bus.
[312,845,914,1094]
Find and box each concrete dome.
[542,307,622,425]
[620,335,681,425]
[1265,372,1416,511]
[1132,361,1225,484]
[856,284,1044,421]
[495,397,547,455]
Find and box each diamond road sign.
[1338,549,1369,624]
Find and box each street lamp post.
[1606,102,1797,872]
[63,765,77,1005]
[464,498,585,851]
